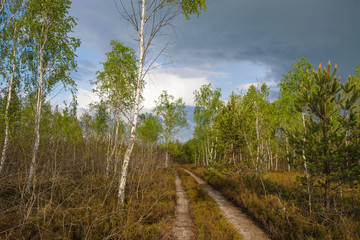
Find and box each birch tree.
[24,0,80,193]
[92,40,137,176]
[0,0,27,26]
[155,90,187,167]
[193,84,222,164]
[0,0,26,174]
[114,0,207,206]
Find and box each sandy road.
[184,169,268,240]
[173,173,195,240]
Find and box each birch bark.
[26,33,46,193]
[0,21,18,174]
[117,0,145,206]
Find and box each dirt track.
[184,169,268,240]
[173,173,194,240]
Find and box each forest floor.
[183,169,268,240]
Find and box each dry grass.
[185,165,360,240]
[0,167,176,239]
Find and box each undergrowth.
[0,168,176,239]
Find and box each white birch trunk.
[302,111,312,212]
[165,149,169,167]
[117,0,146,206]
[255,103,260,175]
[26,51,44,193]
[26,20,48,194]
[0,23,18,174]
[255,102,266,194]
[285,136,290,171]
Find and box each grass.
[178,168,242,240]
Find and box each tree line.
[188,58,360,212]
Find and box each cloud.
[70,0,136,54]
[71,60,99,83]
[76,88,99,109]
[172,0,360,79]
[70,0,360,111]
[142,67,225,110]
[237,80,276,92]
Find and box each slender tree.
[0,0,26,174]
[276,58,314,210]
[114,0,207,206]
[155,90,187,167]
[193,84,222,164]
[92,40,138,176]
[24,0,80,193]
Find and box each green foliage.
[194,83,222,127]
[277,57,313,116]
[291,61,360,209]
[92,40,138,115]
[137,113,162,145]
[155,90,188,144]
[89,100,110,139]
[156,0,207,20]
[214,92,243,162]
[193,84,222,164]
[178,0,207,20]
[168,140,196,164]
[24,0,80,95]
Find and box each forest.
[1,0,360,239]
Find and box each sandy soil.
[184,169,268,240]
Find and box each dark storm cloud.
[173,0,360,80]
[70,0,136,54]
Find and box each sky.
[59,0,360,139]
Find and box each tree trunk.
[165,149,169,167]
[117,0,145,207]
[323,100,331,212]
[0,21,18,174]
[285,136,290,171]
[26,18,49,192]
[26,46,45,193]
[302,111,312,212]
[255,103,261,176]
